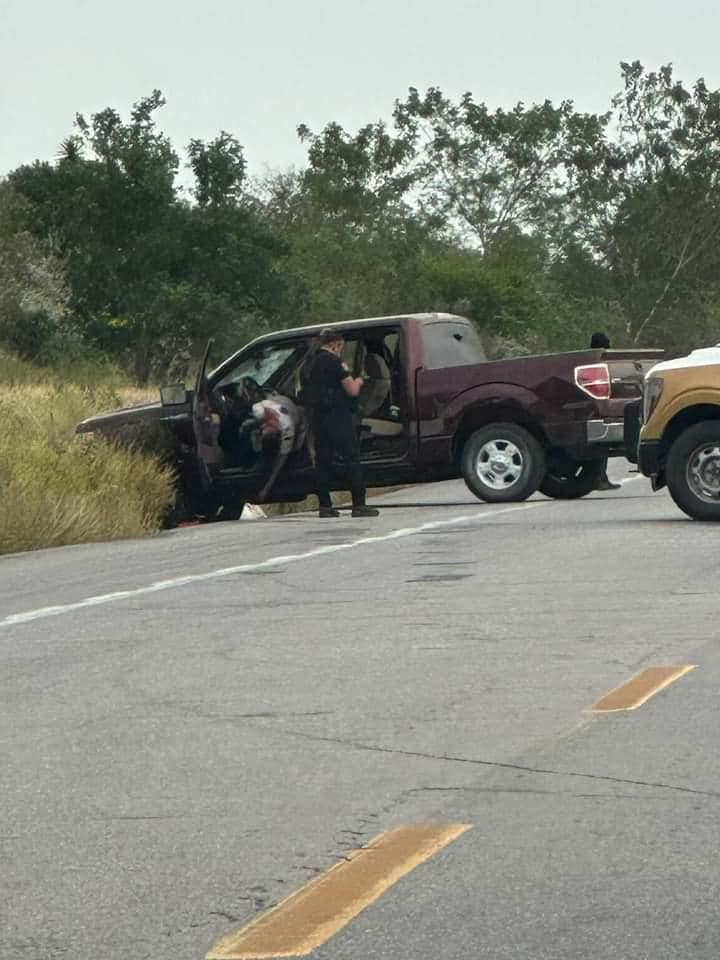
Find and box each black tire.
[161,478,196,528]
[195,491,246,523]
[539,458,605,500]
[214,497,246,522]
[461,423,546,503]
[666,421,720,521]
[163,484,245,527]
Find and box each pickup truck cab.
[76,313,662,524]
[626,345,720,520]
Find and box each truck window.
[423,322,487,369]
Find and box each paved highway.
[2,465,718,959]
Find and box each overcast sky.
[2,0,719,179]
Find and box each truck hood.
[647,345,720,378]
[76,399,185,434]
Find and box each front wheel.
[214,497,246,522]
[163,480,245,527]
[666,421,720,521]
[461,423,546,503]
[539,458,605,500]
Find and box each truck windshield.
[214,343,308,392]
[423,321,487,369]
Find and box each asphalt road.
[2,464,718,960]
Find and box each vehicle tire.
[539,457,605,500]
[666,421,720,521]
[163,484,245,527]
[214,497,246,522]
[461,423,546,503]
[162,478,196,528]
[193,491,246,523]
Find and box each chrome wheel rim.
[687,443,720,503]
[476,439,525,491]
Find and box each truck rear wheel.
[461,423,546,503]
[539,457,605,500]
[666,421,720,521]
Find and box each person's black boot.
[319,506,341,518]
[352,505,379,518]
[594,477,621,491]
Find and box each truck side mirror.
[160,384,187,406]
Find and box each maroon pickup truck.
[76,313,662,523]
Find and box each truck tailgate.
[604,351,663,399]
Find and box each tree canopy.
[2,61,719,380]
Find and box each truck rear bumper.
[545,418,627,462]
[546,418,625,449]
[586,419,624,444]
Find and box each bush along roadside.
[0,380,175,555]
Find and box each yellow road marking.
[206,823,472,959]
[592,665,696,712]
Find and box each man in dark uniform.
[590,331,621,491]
[303,328,379,518]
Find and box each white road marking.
[0,502,542,630]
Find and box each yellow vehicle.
[628,346,720,520]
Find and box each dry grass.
[0,357,174,556]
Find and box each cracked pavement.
[2,469,719,959]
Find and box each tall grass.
[0,356,175,555]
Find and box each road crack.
[400,785,667,800]
[209,909,246,923]
[269,728,720,799]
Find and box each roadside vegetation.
[2,59,720,551]
[0,355,173,555]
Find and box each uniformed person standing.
[302,328,379,518]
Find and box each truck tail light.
[574,363,610,400]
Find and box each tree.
[9,95,289,380]
[393,87,603,253]
[188,132,247,208]
[566,62,720,344]
[9,92,181,376]
[0,186,70,360]
[260,122,440,328]
[296,120,416,225]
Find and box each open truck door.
[192,339,223,488]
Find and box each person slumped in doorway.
[251,393,304,503]
[590,331,621,492]
[301,328,379,518]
